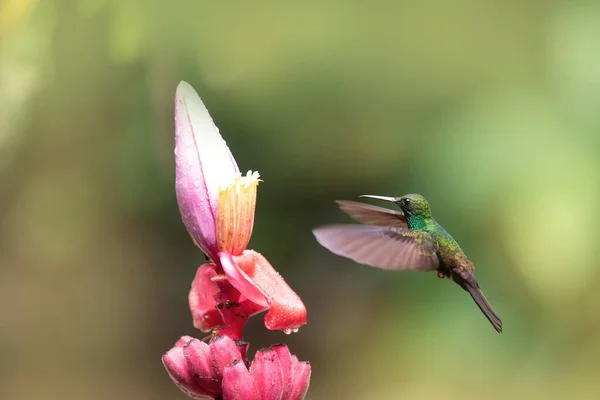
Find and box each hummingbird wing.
[335,200,408,228]
[313,224,439,271]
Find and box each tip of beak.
[359,195,397,203]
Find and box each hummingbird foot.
[436,269,446,279]
[200,329,219,342]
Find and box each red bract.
[220,250,307,332]
[188,263,267,337]
[188,264,224,331]
[188,251,307,336]
[163,336,311,400]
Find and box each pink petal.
[235,340,249,361]
[219,252,269,307]
[222,360,260,400]
[175,81,239,262]
[175,335,195,347]
[162,344,214,399]
[182,339,221,397]
[189,264,225,331]
[271,345,293,399]
[288,361,311,400]
[231,250,307,331]
[209,335,243,381]
[250,348,284,400]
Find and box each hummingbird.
[313,194,502,333]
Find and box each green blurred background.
[2,1,600,399]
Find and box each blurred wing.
[335,200,408,228]
[313,224,439,271]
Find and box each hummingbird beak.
[359,195,397,203]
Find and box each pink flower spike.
[175,81,240,262]
[225,250,307,332]
[175,335,195,347]
[189,264,225,332]
[250,348,284,400]
[222,360,259,400]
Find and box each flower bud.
[163,338,310,400]
[175,81,240,262]
[162,337,219,399]
[221,360,259,400]
[209,335,244,381]
[250,348,284,400]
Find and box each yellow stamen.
[216,171,261,255]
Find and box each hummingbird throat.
[405,213,428,231]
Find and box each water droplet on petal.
[193,180,200,188]
[284,329,292,335]
[292,328,299,333]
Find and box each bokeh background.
[2,1,600,399]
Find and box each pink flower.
[162,336,311,400]
[167,82,310,399]
[175,81,306,335]
[174,81,240,263]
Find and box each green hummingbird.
[313,194,502,333]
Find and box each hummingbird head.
[396,194,432,219]
[359,193,432,220]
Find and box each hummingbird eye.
[400,198,411,207]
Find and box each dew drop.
[283,329,292,335]
[193,180,200,188]
[292,328,299,333]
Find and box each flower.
[175,81,306,335]
[175,81,240,263]
[163,336,311,400]
[168,81,310,399]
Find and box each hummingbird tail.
[464,282,503,333]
